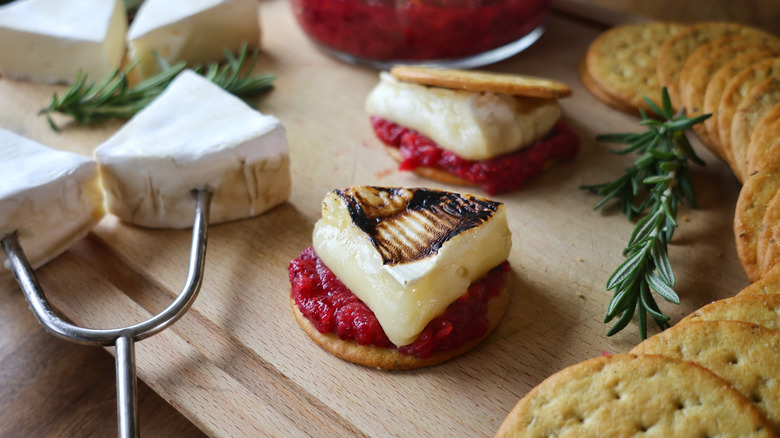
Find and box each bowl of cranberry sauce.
[290,0,552,69]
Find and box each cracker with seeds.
[495,353,775,438]
[585,22,682,112]
[758,190,780,274]
[702,51,779,168]
[679,293,780,331]
[657,22,776,109]
[731,77,780,181]
[739,263,780,296]
[631,321,780,432]
[577,58,638,114]
[388,66,571,99]
[746,103,780,175]
[717,57,780,179]
[682,45,780,160]
[735,159,780,282]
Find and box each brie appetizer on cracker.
[289,186,512,370]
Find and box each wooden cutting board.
[0,1,749,436]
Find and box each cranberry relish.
[371,117,580,195]
[289,246,510,359]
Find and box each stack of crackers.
[494,21,780,437]
[581,21,780,182]
[495,268,780,437]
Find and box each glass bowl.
[290,0,552,69]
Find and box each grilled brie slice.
[0,0,127,84]
[127,0,261,79]
[365,72,561,161]
[95,70,290,229]
[312,186,512,347]
[0,128,104,269]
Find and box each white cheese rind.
[0,0,127,84]
[365,72,562,160]
[127,0,261,79]
[0,129,105,269]
[95,70,291,229]
[312,188,512,347]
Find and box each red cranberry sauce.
[291,0,551,61]
[289,246,509,359]
[371,116,580,195]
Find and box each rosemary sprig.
[581,88,710,339]
[42,43,274,131]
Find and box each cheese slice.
[127,0,261,79]
[94,69,290,229]
[0,129,105,269]
[0,0,127,84]
[312,186,512,347]
[365,72,561,161]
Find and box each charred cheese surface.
[365,72,561,160]
[312,186,511,347]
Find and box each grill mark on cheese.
[335,187,499,265]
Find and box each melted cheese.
[0,128,105,269]
[312,187,511,347]
[127,0,261,79]
[95,70,291,229]
[0,0,127,84]
[365,72,561,160]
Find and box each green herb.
[41,43,274,131]
[124,0,144,17]
[580,88,710,339]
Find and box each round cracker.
[730,77,780,181]
[702,51,778,167]
[682,45,780,160]
[290,273,510,370]
[746,103,780,175]
[631,320,780,431]
[577,57,638,114]
[758,190,780,275]
[495,353,774,438]
[388,65,572,99]
[384,145,476,187]
[735,159,780,282]
[656,22,776,109]
[680,293,780,331]
[585,22,682,112]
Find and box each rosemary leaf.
[42,43,274,131]
[580,87,710,339]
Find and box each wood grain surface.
[0,1,769,437]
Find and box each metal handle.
[2,188,212,438]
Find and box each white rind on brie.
[0,0,127,84]
[95,70,291,229]
[365,72,562,161]
[312,186,511,347]
[0,129,105,269]
[127,0,261,79]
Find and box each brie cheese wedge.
[365,72,561,161]
[127,0,261,79]
[95,70,291,229]
[0,0,127,84]
[312,186,511,347]
[0,129,105,269]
